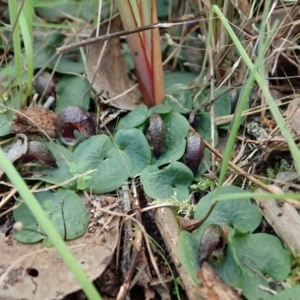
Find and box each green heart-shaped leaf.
[114,128,151,176]
[195,185,262,234]
[140,161,193,200]
[26,135,132,194]
[233,232,291,281]
[13,188,88,243]
[154,111,190,166]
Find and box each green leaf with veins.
[179,186,290,299]
[114,128,151,177]
[232,231,291,281]
[140,161,194,200]
[194,185,262,235]
[163,72,197,113]
[26,135,132,194]
[13,188,88,244]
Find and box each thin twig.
[56,14,204,54]
[203,139,300,209]
[117,182,142,300]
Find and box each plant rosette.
[179,185,292,300]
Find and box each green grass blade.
[212,4,300,189]
[19,8,33,99]
[8,0,23,102]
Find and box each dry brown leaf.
[244,2,300,38]
[11,107,58,138]
[0,134,27,178]
[0,217,120,300]
[86,16,141,110]
[178,216,202,232]
[286,98,300,136]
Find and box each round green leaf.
[114,128,151,176]
[55,75,91,112]
[116,104,148,130]
[210,239,280,300]
[155,111,190,166]
[140,161,194,200]
[13,188,88,243]
[214,88,232,118]
[71,135,132,193]
[234,233,291,281]
[195,186,262,233]
[27,135,132,194]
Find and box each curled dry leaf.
[0,217,120,300]
[178,216,203,232]
[86,16,141,110]
[244,2,300,39]
[0,134,27,178]
[147,112,165,158]
[286,98,300,137]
